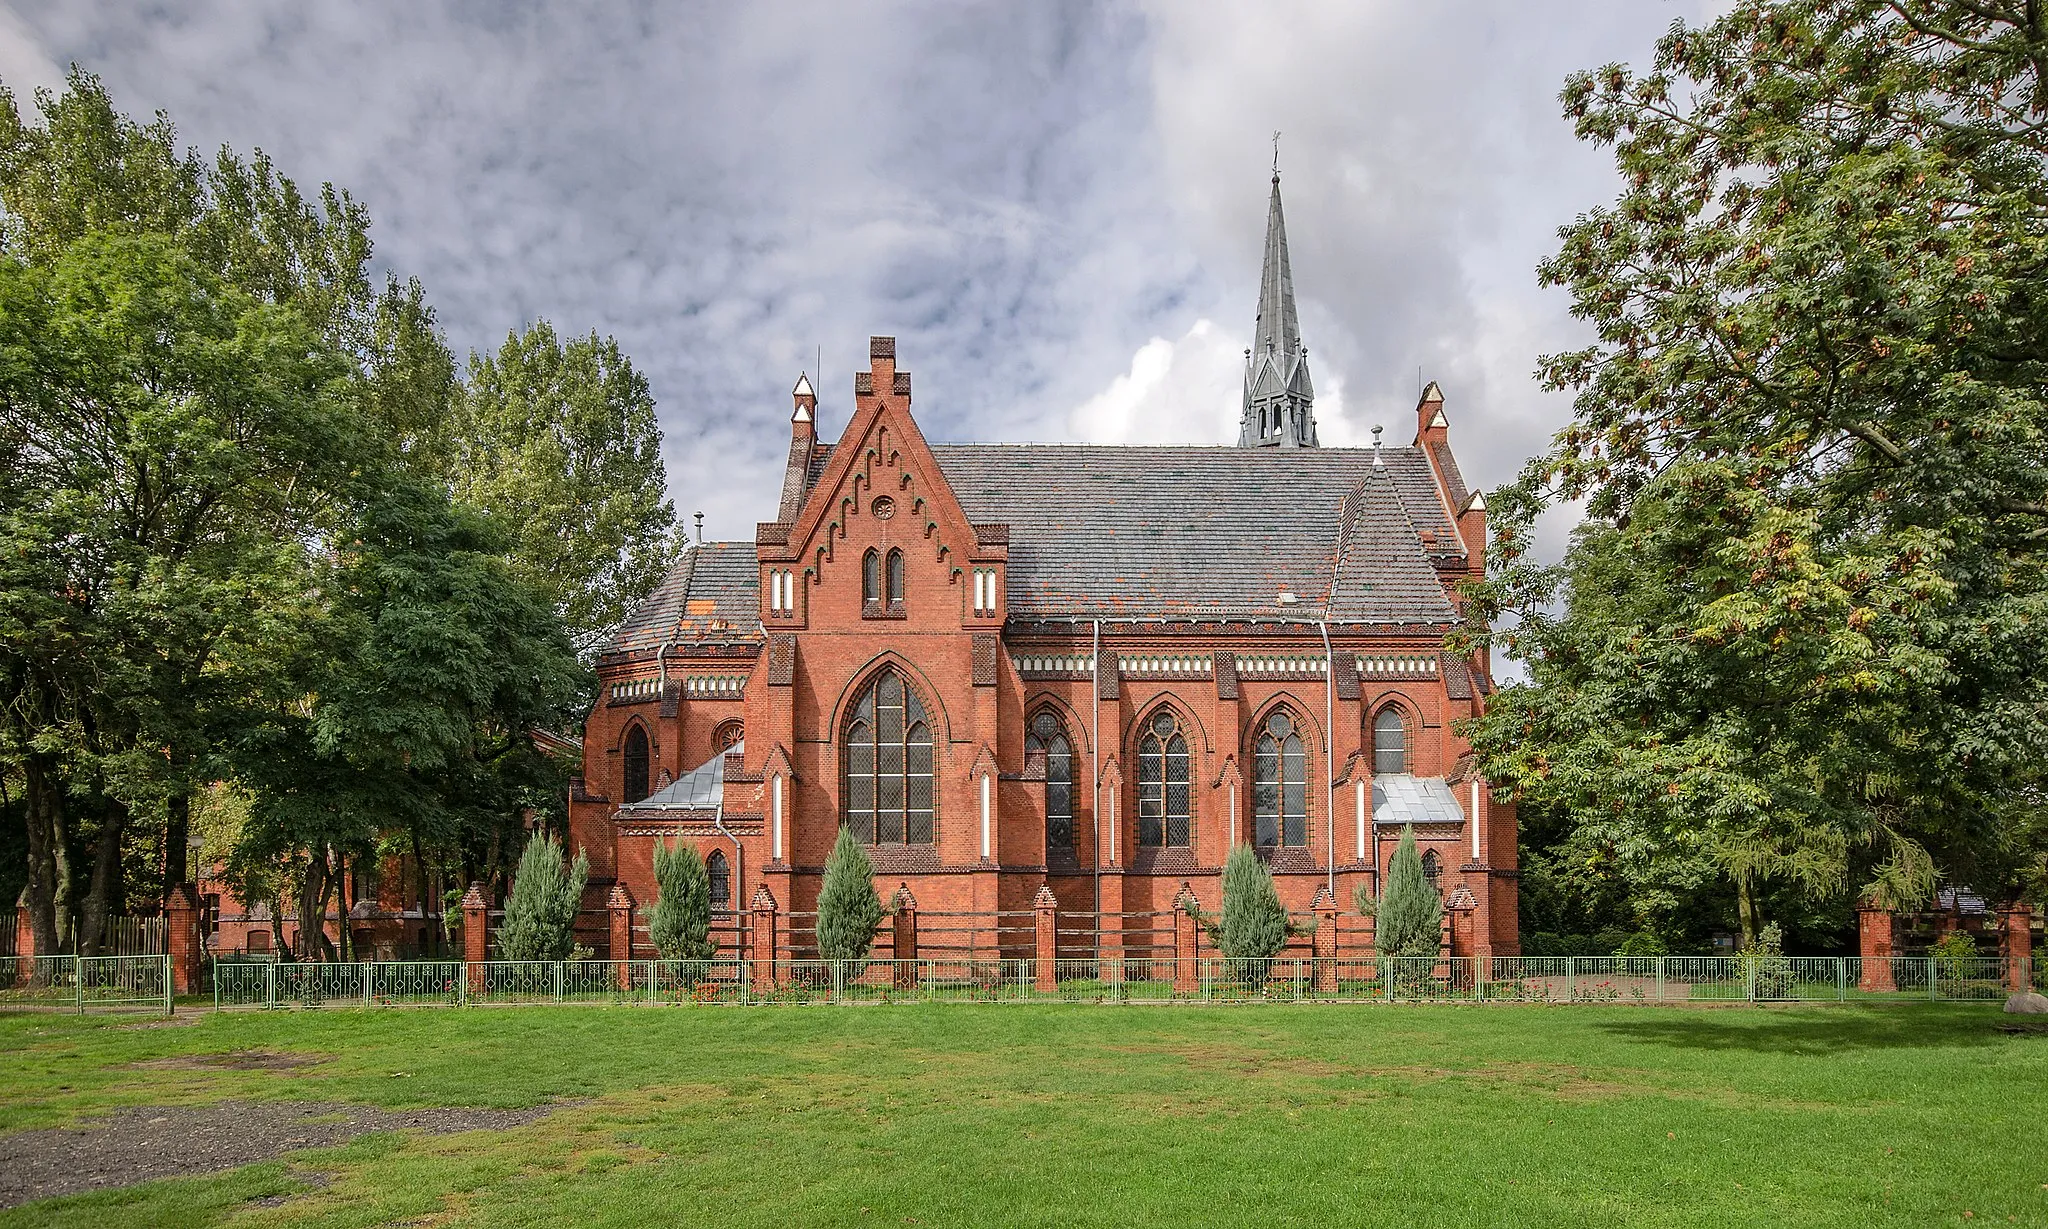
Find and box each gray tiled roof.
[608,444,1464,654]
[931,445,1459,624]
[610,542,761,652]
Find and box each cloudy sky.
[2,1,1707,549]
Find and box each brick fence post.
[2001,902,2034,992]
[164,883,202,996]
[13,896,34,988]
[1033,884,1058,993]
[749,884,779,989]
[892,884,918,989]
[1857,900,1895,992]
[1312,885,1337,993]
[461,883,489,995]
[1173,881,1199,996]
[608,884,635,990]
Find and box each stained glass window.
[842,667,934,844]
[1138,709,1191,847]
[1373,707,1408,776]
[707,850,730,910]
[1026,711,1073,852]
[1254,710,1308,847]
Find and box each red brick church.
[569,173,1519,964]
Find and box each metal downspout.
[1091,617,1102,961]
[1318,619,1336,901]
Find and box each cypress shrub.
[1217,842,1291,966]
[497,833,589,962]
[649,838,715,962]
[815,827,884,968]
[1376,824,1442,958]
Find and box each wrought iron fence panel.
[367,962,464,1007]
[75,955,171,1013]
[918,958,1027,1003]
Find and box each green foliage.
[815,828,883,965]
[1927,930,1978,962]
[496,833,588,963]
[649,839,714,962]
[1213,843,1291,962]
[1376,827,1443,958]
[453,321,677,658]
[1467,1,2048,945]
[1615,930,1668,958]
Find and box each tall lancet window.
[1373,708,1408,776]
[1026,711,1074,852]
[842,668,934,844]
[622,725,650,804]
[1253,711,1308,847]
[1137,710,1191,848]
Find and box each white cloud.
[5,0,1713,565]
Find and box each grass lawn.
[1,1002,2044,1227]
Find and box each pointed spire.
[1239,165,1318,449]
[1254,173,1302,361]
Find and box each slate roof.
[930,444,1459,624]
[609,443,1465,654]
[609,542,761,652]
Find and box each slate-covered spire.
[1239,170,1318,448]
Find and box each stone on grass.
[2004,992,2048,1015]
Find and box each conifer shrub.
[497,833,589,962]
[1376,825,1443,959]
[649,838,715,963]
[1204,843,1293,984]
[815,827,884,970]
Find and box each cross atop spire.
[1239,161,1318,448]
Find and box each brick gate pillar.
[13,894,34,987]
[1172,881,1199,995]
[607,884,635,989]
[2000,902,2034,992]
[1857,900,1895,992]
[1033,885,1058,992]
[749,884,779,988]
[1312,885,1338,993]
[461,883,489,994]
[164,883,202,996]
[892,884,918,989]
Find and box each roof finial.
[1372,425,1384,467]
[693,511,704,544]
[1272,130,1281,181]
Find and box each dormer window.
[972,567,999,615]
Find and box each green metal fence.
[0,955,172,1014]
[197,954,2035,1010]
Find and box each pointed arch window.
[1138,710,1191,848]
[707,850,731,911]
[622,725,650,803]
[1372,707,1408,776]
[1421,849,1442,890]
[862,549,881,602]
[1026,711,1074,852]
[886,548,905,604]
[842,667,935,844]
[1253,710,1308,847]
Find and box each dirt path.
[0,1099,557,1209]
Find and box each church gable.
[767,337,1002,632]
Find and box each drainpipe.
[711,772,744,944]
[1091,617,1102,960]
[1318,619,1336,900]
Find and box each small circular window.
[871,496,896,520]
